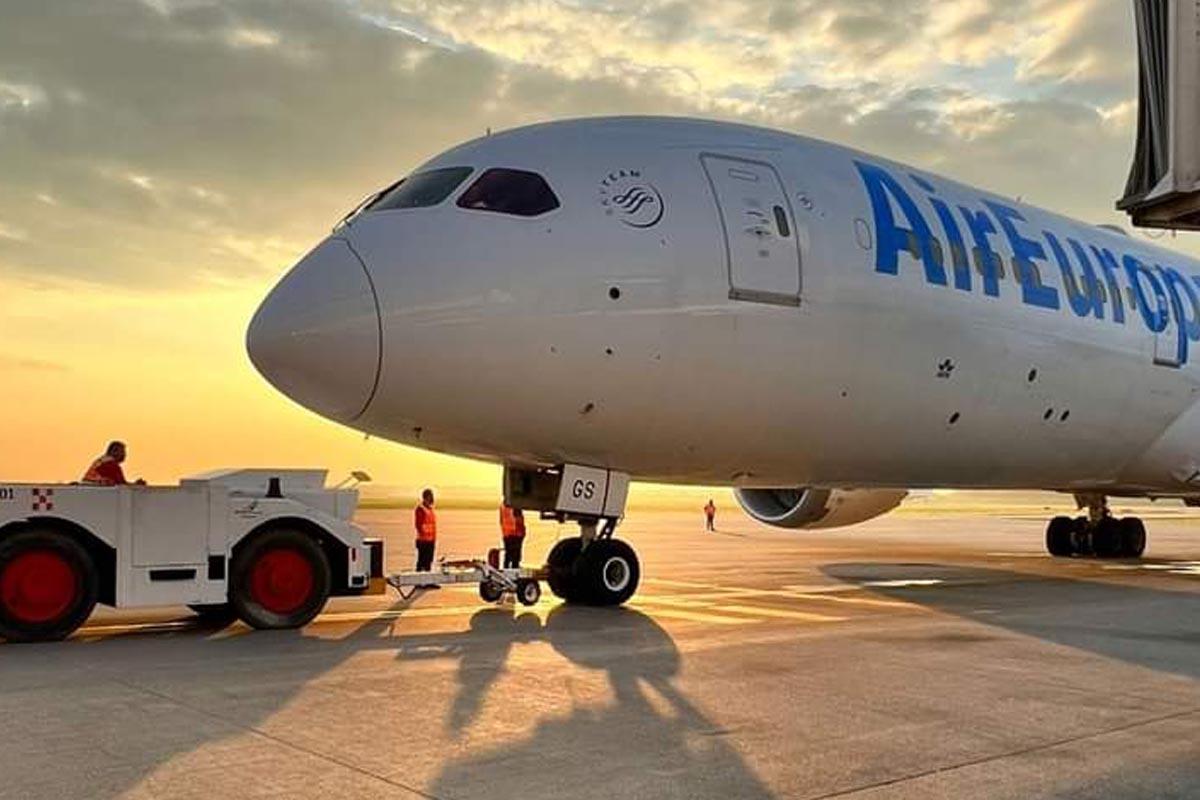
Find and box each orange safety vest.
[415,505,437,543]
[500,505,524,538]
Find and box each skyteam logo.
[599,170,664,229]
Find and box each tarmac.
[0,502,1197,799]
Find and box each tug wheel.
[0,530,98,643]
[479,581,503,603]
[516,579,541,606]
[231,528,330,630]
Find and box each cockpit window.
[456,168,560,217]
[368,166,473,212]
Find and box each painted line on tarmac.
[80,620,195,635]
[624,582,923,611]
[696,586,920,610]
[643,578,728,589]
[318,602,555,624]
[636,596,852,625]
[676,588,921,611]
[632,595,720,609]
[712,604,846,623]
[74,585,891,638]
[785,593,922,610]
[78,599,751,636]
[986,552,1049,558]
[627,605,754,625]
[1102,561,1200,576]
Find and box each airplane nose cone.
[247,238,381,421]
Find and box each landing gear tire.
[0,530,98,643]
[1117,517,1147,558]
[1092,518,1124,559]
[1071,516,1092,556]
[578,539,640,607]
[230,528,331,630]
[1044,507,1148,560]
[479,581,503,603]
[546,537,584,602]
[1046,516,1075,557]
[188,603,236,625]
[516,579,541,606]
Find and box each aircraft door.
[701,154,801,306]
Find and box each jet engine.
[733,487,907,530]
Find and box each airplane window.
[950,242,967,267]
[369,167,473,212]
[929,237,944,268]
[973,248,1006,280]
[1015,257,1045,286]
[457,168,560,217]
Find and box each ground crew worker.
[81,441,145,486]
[704,498,717,531]
[499,502,526,568]
[414,488,439,589]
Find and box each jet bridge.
[1119,0,1200,229]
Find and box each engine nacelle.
[733,487,907,530]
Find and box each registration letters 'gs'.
[572,480,597,500]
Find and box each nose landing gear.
[504,463,640,607]
[1045,494,1147,559]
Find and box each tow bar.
[386,549,546,606]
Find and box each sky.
[0,0,1191,498]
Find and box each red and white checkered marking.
[31,488,54,512]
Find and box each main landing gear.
[1045,494,1146,559]
[546,517,641,606]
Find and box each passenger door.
[701,154,801,306]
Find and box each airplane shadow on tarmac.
[821,562,1200,681]
[0,601,776,800]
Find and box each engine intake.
[734,487,907,530]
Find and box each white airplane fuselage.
[248,116,1200,498]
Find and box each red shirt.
[83,456,127,486]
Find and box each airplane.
[247,115,1200,608]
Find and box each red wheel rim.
[0,549,78,624]
[249,548,314,615]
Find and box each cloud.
[224,27,282,49]
[0,0,1183,292]
[0,355,69,373]
[0,221,28,242]
[1017,0,1135,98]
